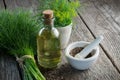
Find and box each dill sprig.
[0,10,45,80]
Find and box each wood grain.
[0,53,21,80]
[92,0,120,26]
[4,0,39,11]
[90,0,120,38]
[0,0,4,8]
[78,0,120,72]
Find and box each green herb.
[38,0,80,27]
[0,10,45,80]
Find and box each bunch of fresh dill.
[0,10,45,80]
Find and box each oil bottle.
[37,10,61,68]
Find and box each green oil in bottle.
[37,10,61,68]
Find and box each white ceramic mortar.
[65,41,99,70]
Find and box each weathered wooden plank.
[89,0,120,37]
[0,53,21,80]
[43,15,120,80]
[4,0,39,11]
[92,0,120,26]
[0,0,4,8]
[78,0,120,72]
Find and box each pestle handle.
[75,35,104,59]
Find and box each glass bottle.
[37,10,61,68]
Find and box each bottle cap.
[43,10,53,19]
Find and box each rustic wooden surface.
[78,0,120,73]
[0,0,120,80]
[0,53,21,80]
[0,0,4,8]
[4,0,38,10]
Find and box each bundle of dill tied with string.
[0,10,45,80]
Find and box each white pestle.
[75,35,104,59]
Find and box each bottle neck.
[43,18,54,29]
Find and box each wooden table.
[0,0,120,80]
